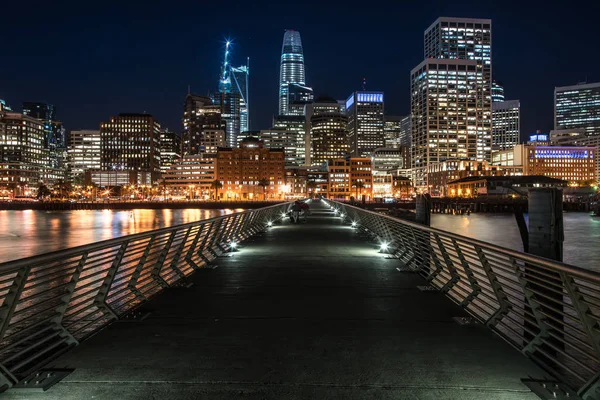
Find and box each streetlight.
[379,242,389,253]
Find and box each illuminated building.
[284,166,308,197]
[0,111,46,193]
[216,137,285,200]
[182,94,225,155]
[159,129,181,175]
[426,159,502,197]
[68,130,101,181]
[372,147,403,172]
[279,30,306,116]
[100,113,161,183]
[272,115,306,165]
[0,99,12,111]
[230,63,250,134]
[384,116,403,148]
[346,91,385,157]
[491,144,595,183]
[287,83,314,116]
[372,171,394,199]
[260,129,303,166]
[200,129,226,155]
[422,17,493,164]
[555,82,600,135]
[492,100,520,150]
[309,96,349,167]
[448,176,566,198]
[162,155,216,199]
[492,81,505,102]
[307,170,329,196]
[411,59,487,189]
[22,102,67,171]
[327,157,373,200]
[550,128,600,180]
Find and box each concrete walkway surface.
[3,200,547,399]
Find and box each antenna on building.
[362,77,367,91]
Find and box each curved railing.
[0,203,290,391]
[325,200,600,399]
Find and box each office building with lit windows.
[423,17,493,163]
[346,91,385,158]
[162,155,216,199]
[159,129,181,175]
[383,116,403,148]
[492,100,520,150]
[555,82,600,135]
[68,129,101,180]
[100,113,161,183]
[309,97,349,167]
[271,115,306,165]
[411,59,487,189]
[492,81,505,102]
[279,30,307,116]
[327,157,373,200]
[22,102,67,170]
[182,94,226,155]
[260,129,304,166]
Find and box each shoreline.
[0,201,285,211]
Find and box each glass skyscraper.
[555,82,600,135]
[492,100,520,150]
[230,63,249,133]
[279,30,307,115]
[346,91,385,158]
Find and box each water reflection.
[431,213,600,272]
[0,209,232,263]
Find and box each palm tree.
[36,183,51,200]
[211,180,223,201]
[352,181,365,200]
[257,178,270,200]
[306,181,317,198]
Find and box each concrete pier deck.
[4,200,547,399]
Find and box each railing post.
[184,225,205,270]
[197,221,218,264]
[94,241,130,320]
[152,231,177,288]
[128,236,156,300]
[450,239,481,307]
[475,246,510,327]
[433,234,459,294]
[168,226,193,280]
[0,267,30,388]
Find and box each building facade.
[215,137,285,200]
[309,97,349,167]
[346,91,385,158]
[555,82,600,135]
[492,100,520,151]
[492,81,505,102]
[372,147,403,172]
[279,30,307,116]
[68,129,101,181]
[182,94,226,155]
[383,115,403,148]
[22,102,67,170]
[411,59,488,189]
[159,129,181,175]
[327,157,373,201]
[100,113,161,183]
[162,155,216,199]
[271,115,306,166]
[260,129,302,166]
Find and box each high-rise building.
[555,82,600,135]
[279,30,306,116]
[492,100,520,150]
[411,59,487,188]
[271,115,306,166]
[384,116,403,148]
[216,137,286,200]
[423,17,493,163]
[230,63,250,133]
[372,148,403,172]
[68,130,101,181]
[346,91,385,157]
[287,83,314,116]
[259,129,300,166]
[22,102,67,170]
[159,129,181,175]
[399,115,411,148]
[327,157,373,201]
[309,96,349,167]
[0,99,12,112]
[182,94,226,155]
[492,81,505,102]
[162,154,216,199]
[100,113,161,182]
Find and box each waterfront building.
[100,113,161,183]
[492,100,520,151]
[372,171,394,199]
[426,159,502,197]
[346,91,385,157]
[309,97,349,167]
[22,102,67,170]
[372,147,403,172]
[411,59,488,190]
[420,17,493,165]
[284,166,308,198]
[492,81,505,102]
[215,137,285,200]
[279,30,306,116]
[68,130,101,182]
[85,170,155,188]
[159,129,181,175]
[327,157,373,201]
[447,175,566,198]
[182,94,226,155]
[162,154,216,199]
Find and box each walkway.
[5,200,546,399]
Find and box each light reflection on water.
[431,213,600,272]
[0,209,244,263]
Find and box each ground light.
[379,242,389,253]
[281,212,287,219]
[351,221,357,228]
[230,241,237,249]
[267,221,273,227]
[340,213,345,218]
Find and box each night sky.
[2,1,600,140]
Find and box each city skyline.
[2,2,600,137]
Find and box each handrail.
[326,200,600,399]
[0,202,290,391]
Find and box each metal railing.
[0,203,290,390]
[326,200,600,399]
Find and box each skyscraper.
[309,96,349,167]
[423,17,493,162]
[346,91,385,157]
[22,102,67,169]
[492,100,520,150]
[182,94,225,155]
[159,129,181,175]
[272,115,306,166]
[383,116,403,148]
[555,82,600,135]
[68,129,101,181]
[492,81,505,102]
[279,30,307,115]
[230,62,250,133]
